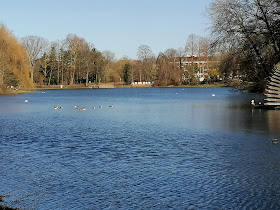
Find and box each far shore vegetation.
[0,0,279,95]
[33,82,227,90]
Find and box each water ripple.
[1,88,280,209]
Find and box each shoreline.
[0,89,34,96]
[0,83,227,95]
[35,82,227,90]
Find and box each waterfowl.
[109,105,114,108]
[251,99,255,106]
[74,105,79,109]
[59,106,63,109]
[80,108,86,111]
[271,139,279,144]
[54,106,59,110]
[25,100,28,103]
[212,94,215,97]
[92,106,96,109]
[99,105,102,108]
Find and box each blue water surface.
[1,87,280,209]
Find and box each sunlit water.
[1,87,280,209]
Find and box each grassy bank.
[35,83,115,89]
[1,82,228,94]
[179,82,228,88]
[35,83,228,90]
[0,88,33,96]
[116,82,227,89]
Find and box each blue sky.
[1,0,213,59]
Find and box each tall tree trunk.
[70,69,75,85]
[86,71,89,87]
[0,69,3,85]
[44,60,47,85]
[30,67,34,82]
[57,59,60,85]
[61,57,64,85]
[48,69,52,85]
[61,67,64,85]
[86,62,89,87]
[0,52,3,85]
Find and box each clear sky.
[0,0,213,59]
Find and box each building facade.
[179,55,220,83]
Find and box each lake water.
[1,87,280,209]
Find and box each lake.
[1,87,280,209]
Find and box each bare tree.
[164,48,178,70]
[83,43,96,86]
[185,34,199,75]
[155,51,182,86]
[102,50,115,83]
[209,0,280,91]
[137,45,154,62]
[185,34,198,56]
[176,47,185,58]
[49,40,65,84]
[64,34,87,85]
[137,45,155,82]
[21,36,48,82]
[176,47,186,70]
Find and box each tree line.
[1,0,279,93]
[0,25,220,92]
[21,34,219,88]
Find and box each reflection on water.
[264,110,280,136]
[1,88,280,209]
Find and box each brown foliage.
[156,52,182,86]
[0,25,33,90]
